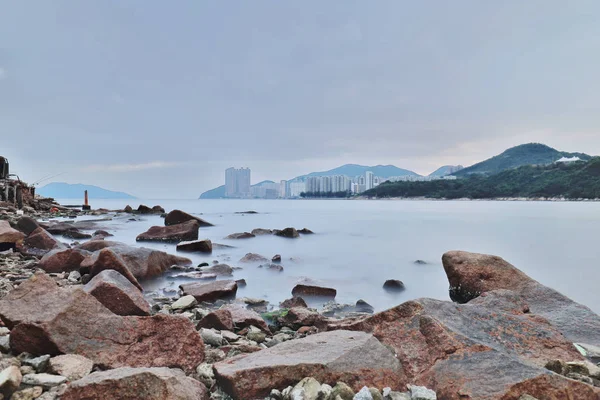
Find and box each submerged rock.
[274,227,299,238]
[297,228,314,234]
[226,232,255,239]
[164,209,213,227]
[251,228,272,236]
[292,284,336,298]
[180,280,238,303]
[176,239,213,253]
[239,253,268,263]
[383,280,405,292]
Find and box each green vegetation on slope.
[364,158,600,199]
[455,143,591,176]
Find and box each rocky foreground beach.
[0,201,599,399]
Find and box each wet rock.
[292,284,336,298]
[442,250,600,346]
[226,232,255,239]
[136,220,200,243]
[93,230,113,238]
[62,229,92,239]
[235,279,247,288]
[382,280,405,292]
[297,228,314,235]
[180,280,238,303]
[61,367,208,400]
[176,239,213,253]
[280,297,308,309]
[171,295,198,311]
[214,330,401,400]
[0,274,204,373]
[200,263,234,276]
[413,260,427,265]
[272,254,282,263]
[16,227,65,257]
[83,269,150,316]
[165,209,213,227]
[39,248,87,273]
[48,354,93,381]
[274,227,299,239]
[136,205,164,214]
[251,228,272,236]
[15,217,41,236]
[239,253,268,263]
[355,300,375,314]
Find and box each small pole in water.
[82,190,91,210]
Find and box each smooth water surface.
[55,199,600,314]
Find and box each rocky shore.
[0,202,599,399]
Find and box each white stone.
[171,295,198,311]
[0,365,22,393]
[0,335,10,352]
[354,386,374,400]
[290,377,321,400]
[200,328,223,347]
[409,385,436,400]
[67,270,81,282]
[49,354,93,381]
[22,373,67,387]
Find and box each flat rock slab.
[49,354,94,381]
[136,220,200,243]
[176,239,212,253]
[214,330,402,400]
[83,269,150,316]
[61,367,208,400]
[0,274,204,373]
[292,284,337,298]
[165,209,213,227]
[180,280,238,302]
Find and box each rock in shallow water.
[180,280,238,303]
[165,209,213,227]
[136,220,200,243]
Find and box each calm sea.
[56,199,600,314]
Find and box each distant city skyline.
[225,167,251,198]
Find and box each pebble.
[200,329,223,347]
[0,365,22,394]
[171,295,198,311]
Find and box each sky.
[1,1,600,198]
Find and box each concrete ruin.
[0,156,36,209]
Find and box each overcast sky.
[1,1,599,198]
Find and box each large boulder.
[0,221,25,247]
[78,241,192,283]
[16,227,64,257]
[80,248,143,291]
[165,209,213,227]
[15,217,41,235]
[39,248,87,273]
[176,239,212,253]
[180,280,238,302]
[442,250,600,347]
[137,205,165,214]
[61,367,208,400]
[328,297,591,398]
[83,269,150,316]
[0,274,204,373]
[213,330,402,400]
[136,220,200,243]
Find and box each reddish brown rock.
[180,280,238,303]
[0,274,204,373]
[137,205,164,214]
[280,307,328,330]
[81,248,143,291]
[225,232,255,239]
[61,367,208,400]
[221,304,270,334]
[199,263,233,276]
[292,284,336,298]
[280,297,308,309]
[39,248,87,273]
[197,309,234,331]
[136,220,200,243]
[78,241,191,282]
[165,209,213,227]
[442,250,600,347]
[15,216,41,235]
[16,227,64,257]
[0,220,25,246]
[83,269,150,316]
[213,330,402,400]
[176,239,212,253]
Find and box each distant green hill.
[298,164,419,179]
[364,158,600,199]
[429,165,464,177]
[199,180,275,199]
[38,183,136,199]
[455,143,591,176]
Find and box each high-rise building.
[289,181,306,197]
[224,167,251,198]
[279,180,287,198]
[365,171,374,190]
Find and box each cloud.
[83,161,189,172]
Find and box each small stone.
[282,386,292,399]
[200,329,223,347]
[20,366,35,375]
[383,280,405,292]
[272,254,282,263]
[221,331,240,342]
[0,336,10,353]
[22,373,67,388]
[354,386,373,400]
[270,388,283,400]
[409,385,436,400]
[195,363,215,388]
[48,354,94,381]
[171,295,198,311]
[290,377,321,400]
[332,382,355,400]
[0,328,10,336]
[10,386,43,400]
[387,392,411,400]
[369,388,383,400]
[317,384,333,400]
[67,271,81,283]
[22,355,50,373]
[246,330,266,344]
[0,365,22,396]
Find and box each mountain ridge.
[198,180,275,199]
[38,182,136,199]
